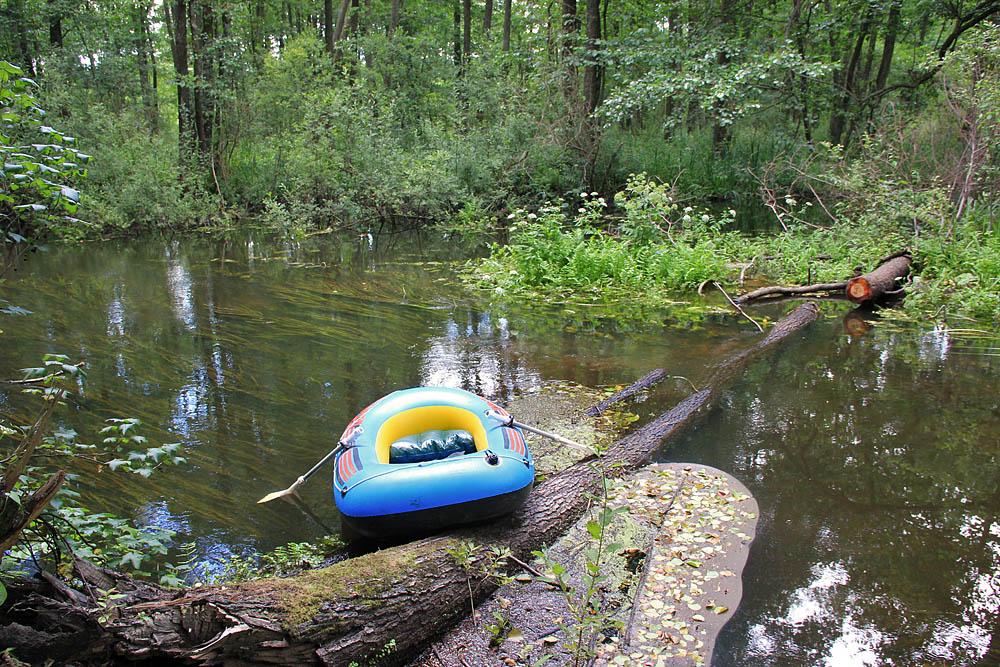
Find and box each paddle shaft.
[257,442,345,503]
[490,412,597,454]
[296,443,344,487]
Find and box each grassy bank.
[466,171,1000,325]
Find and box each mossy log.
[0,304,819,667]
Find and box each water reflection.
[421,311,543,401]
[165,243,197,331]
[663,321,1000,665]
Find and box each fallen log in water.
[0,304,820,667]
[737,251,911,305]
[584,368,668,416]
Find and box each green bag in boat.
[390,429,477,463]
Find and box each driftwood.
[737,251,911,305]
[0,304,820,666]
[584,368,668,416]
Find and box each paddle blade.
[257,487,295,504]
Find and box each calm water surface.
[1,233,997,666]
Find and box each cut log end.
[846,277,871,302]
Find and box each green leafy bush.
[1,61,90,265]
[1,354,188,585]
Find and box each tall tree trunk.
[190,1,206,156]
[582,0,601,115]
[10,0,35,76]
[601,0,608,41]
[324,0,335,53]
[47,0,62,47]
[134,4,157,129]
[858,24,877,96]
[787,0,812,143]
[873,0,901,94]
[332,0,351,43]
[562,0,578,101]
[165,0,193,158]
[453,0,462,67]
[388,0,401,39]
[252,0,266,64]
[501,0,512,51]
[561,0,577,60]
[463,0,472,57]
[147,17,158,92]
[581,0,602,186]
[711,0,734,154]
[348,0,360,37]
[484,0,493,32]
[829,10,871,146]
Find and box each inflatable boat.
[333,387,535,538]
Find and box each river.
[1,232,997,665]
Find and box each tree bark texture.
[164,0,192,156]
[332,0,351,43]
[582,0,601,115]
[501,0,512,52]
[47,0,62,47]
[829,9,871,146]
[561,0,578,99]
[845,253,911,303]
[0,306,819,666]
[452,0,462,67]
[484,0,493,33]
[388,0,401,39]
[462,0,472,57]
[324,0,335,52]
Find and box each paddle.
[257,441,346,504]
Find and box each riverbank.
[467,172,1000,326]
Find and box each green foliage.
[470,176,736,303]
[216,536,345,583]
[532,469,628,665]
[76,109,221,232]
[474,120,1000,323]
[3,0,998,238]
[1,61,89,269]
[446,540,513,626]
[601,33,830,134]
[0,354,188,583]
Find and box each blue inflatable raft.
[333,387,535,538]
